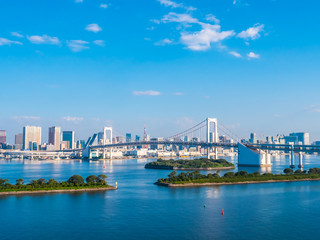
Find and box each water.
[1,156,320,240]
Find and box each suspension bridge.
[3,117,320,168]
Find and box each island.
[145,158,235,170]
[0,174,116,195]
[155,168,320,187]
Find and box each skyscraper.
[126,133,132,143]
[0,130,6,144]
[23,126,41,150]
[62,131,75,149]
[15,133,23,150]
[48,126,61,150]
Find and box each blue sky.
[1,0,320,143]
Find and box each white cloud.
[233,0,237,4]
[205,14,220,24]
[93,40,105,47]
[150,19,161,24]
[12,116,40,120]
[162,12,198,24]
[100,3,108,8]
[181,25,235,51]
[67,40,89,52]
[155,38,173,46]
[27,35,60,45]
[237,24,264,40]
[174,92,184,96]
[247,52,260,59]
[62,116,84,122]
[0,38,22,46]
[75,0,83,3]
[11,32,24,38]
[229,51,241,58]
[133,90,161,96]
[85,23,102,33]
[157,0,196,11]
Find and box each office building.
[0,130,6,144]
[23,126,41,150]
[15,133,23,150]
[48,126,61,150]
[289,132,309,145]
[62,131,75,149]
[126,133,132,143]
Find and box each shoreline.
[145,166,235,170]
[0,186,117,196]
[155,178,320,188]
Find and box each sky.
[1,0,320,144]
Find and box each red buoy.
[221,209,224,216]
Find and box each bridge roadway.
[90,141,320,153]
[3,141,320,156]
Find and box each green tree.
[16,178,24,185]
[168,171,177,178]
[98,174,108,185]
[37,178,46,185]
[235,171,248,177]
[67,175,84,185]
[284,168,293,174]
[224,172,235,178]
[86,175,98,185]
[47,179,59,186]
[294,169,303,174]
[0,179,9,186]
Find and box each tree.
[98,174,108,185]
[47,179,59,186]
[235,171,248,177]
[168,171,177,178]
[252,172,260,176]
[294,169,303,174]
[284,168,293,174]
[0,179,9,186]
[37,178,46,185]
[67,175,84,185]
[86,175,98,185]
[224,172,235,178]
[16,178,24,185]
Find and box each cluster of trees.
[146,158,234,169]
[0,174,108,192]
[157,168,320,184]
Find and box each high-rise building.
[289,132,310,145]
[0,130,6,144]
[126,133,132,143]
[249,133,257,144]
[135,135,140,142]
[48,126,61,150]
[98,132,104,144]
[15,133,23,150]
[23,126,41,150]
[62,131,75,149]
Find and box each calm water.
[1,156,320,240]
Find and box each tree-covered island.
[156,168,320,187]
[0,174,116,195]
[145,158,235,170]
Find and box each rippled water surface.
[1,156,320,240]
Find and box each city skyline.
[1,0,320,142]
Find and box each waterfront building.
[249,133,257,144]
[48,126,61,150]
[184,136,190,142]
[15,133,23,149]
[76,140,85,148]
[60,141,70,150]
[126,133,132,143]
[0,130,6,144]
[289,132,310,145]
[62,131,75,149]
[97,132,104,144]
[23,126,41,150]
[135,135,140,142]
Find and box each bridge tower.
[206,118,218,159]
[103,127,113,159]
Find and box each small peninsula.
[145,158,235,170]
[0,174,116,195]
[155,168,320,187]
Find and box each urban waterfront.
[1,156,320,240]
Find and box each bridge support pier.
[290,144,295,168]
[298,152,303,168]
